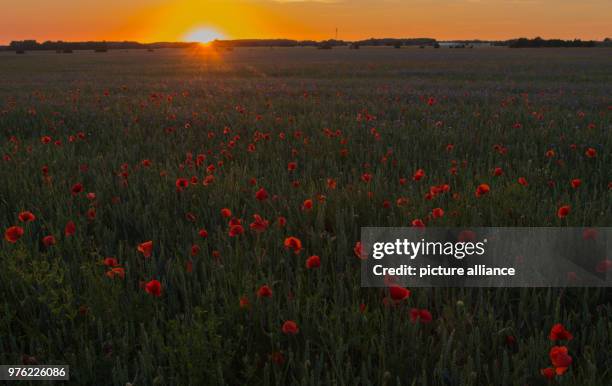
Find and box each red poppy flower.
[137,241,153,258]
[410,308,433,323]
[327,178,337,189]
[557,205,570,219]
[18,211,36,222]
[64,221,76,236]
[582,228,597,240]
[493,167,503,176]
[257,284,273,298]
[71,183,84,195]
[103,257,119,267]
[595,259,612,273]
[191,244,201,256]
[518,177,528,186]
[475,183,490,197]
[198,229,208,238]
[411,219,425,228]
[229,224,245,237]
[540,367,555,380]
[354,241,365,259]
[432,208,444,219]
[249,214,269,233]
[306,255,321,269]
[389,285,410,301]
[281,320,299,335]
[412,169,425,181]
[287,162,297,171]
[255,187,268,201]
[144,279,162,297]
[549,346,572,371]
[175,178,189,191]
[361,173,372,183]
[5,226,24,243]
[277,216,287,227]
[106,267,125,279]
[301,199,313,211]
[570,179,581,189]
[585,147,597,158]
[239,296,250,309]
[549,324,573,341]
[284,236,303,254]
[220,208,232,218]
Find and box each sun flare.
[184,27,225,44]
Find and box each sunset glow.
[1,0,610,44]
[184,27,225,44]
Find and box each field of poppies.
[0,46,611,385]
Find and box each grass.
[0,46,610,385]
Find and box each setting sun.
[184,26,225,44]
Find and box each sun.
[184,27,226,44]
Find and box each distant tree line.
[4,40,196,52]
[508,37,597,48]
[2,37,610,52]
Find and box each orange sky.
[1,0,610,44]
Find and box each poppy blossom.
[306,255,321,269]
[106,267,125,279]
[229,224,245,237]
[432,208,444,219]
[64,221,76,236]
[549,346,572,373]
[18,211,36,222]
[5,226,24,243]
[570,179,581,189]
[540,367,555,380]
[549,324,573,341]
[71,183,84,195]
[287,162,297,171]
[493,167,503,176]
[284,236,303,254]
[361,173,372,183]
[220,208,232,218]
[354,241,365,259]
[137,241,153,258]
[190,244,201,256]
[257,284,273,298]
[103,257,119,267]
[255,187,268,201]
[475,183,490,197]
[198,229,208,238]
[389,285,410,301]
[595,259,612,273]
[301,199,313,211]
[175,178,189,191]
[410,308,433,323]
[412,169,425,181]
[585,147,597,158]
[239,296,250,309]
[556,205,570,219]
[249,214,269,233]
[281,320,299,335]
[411,219,425,228]
[518,177,528,186]
[144,279,162,297]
